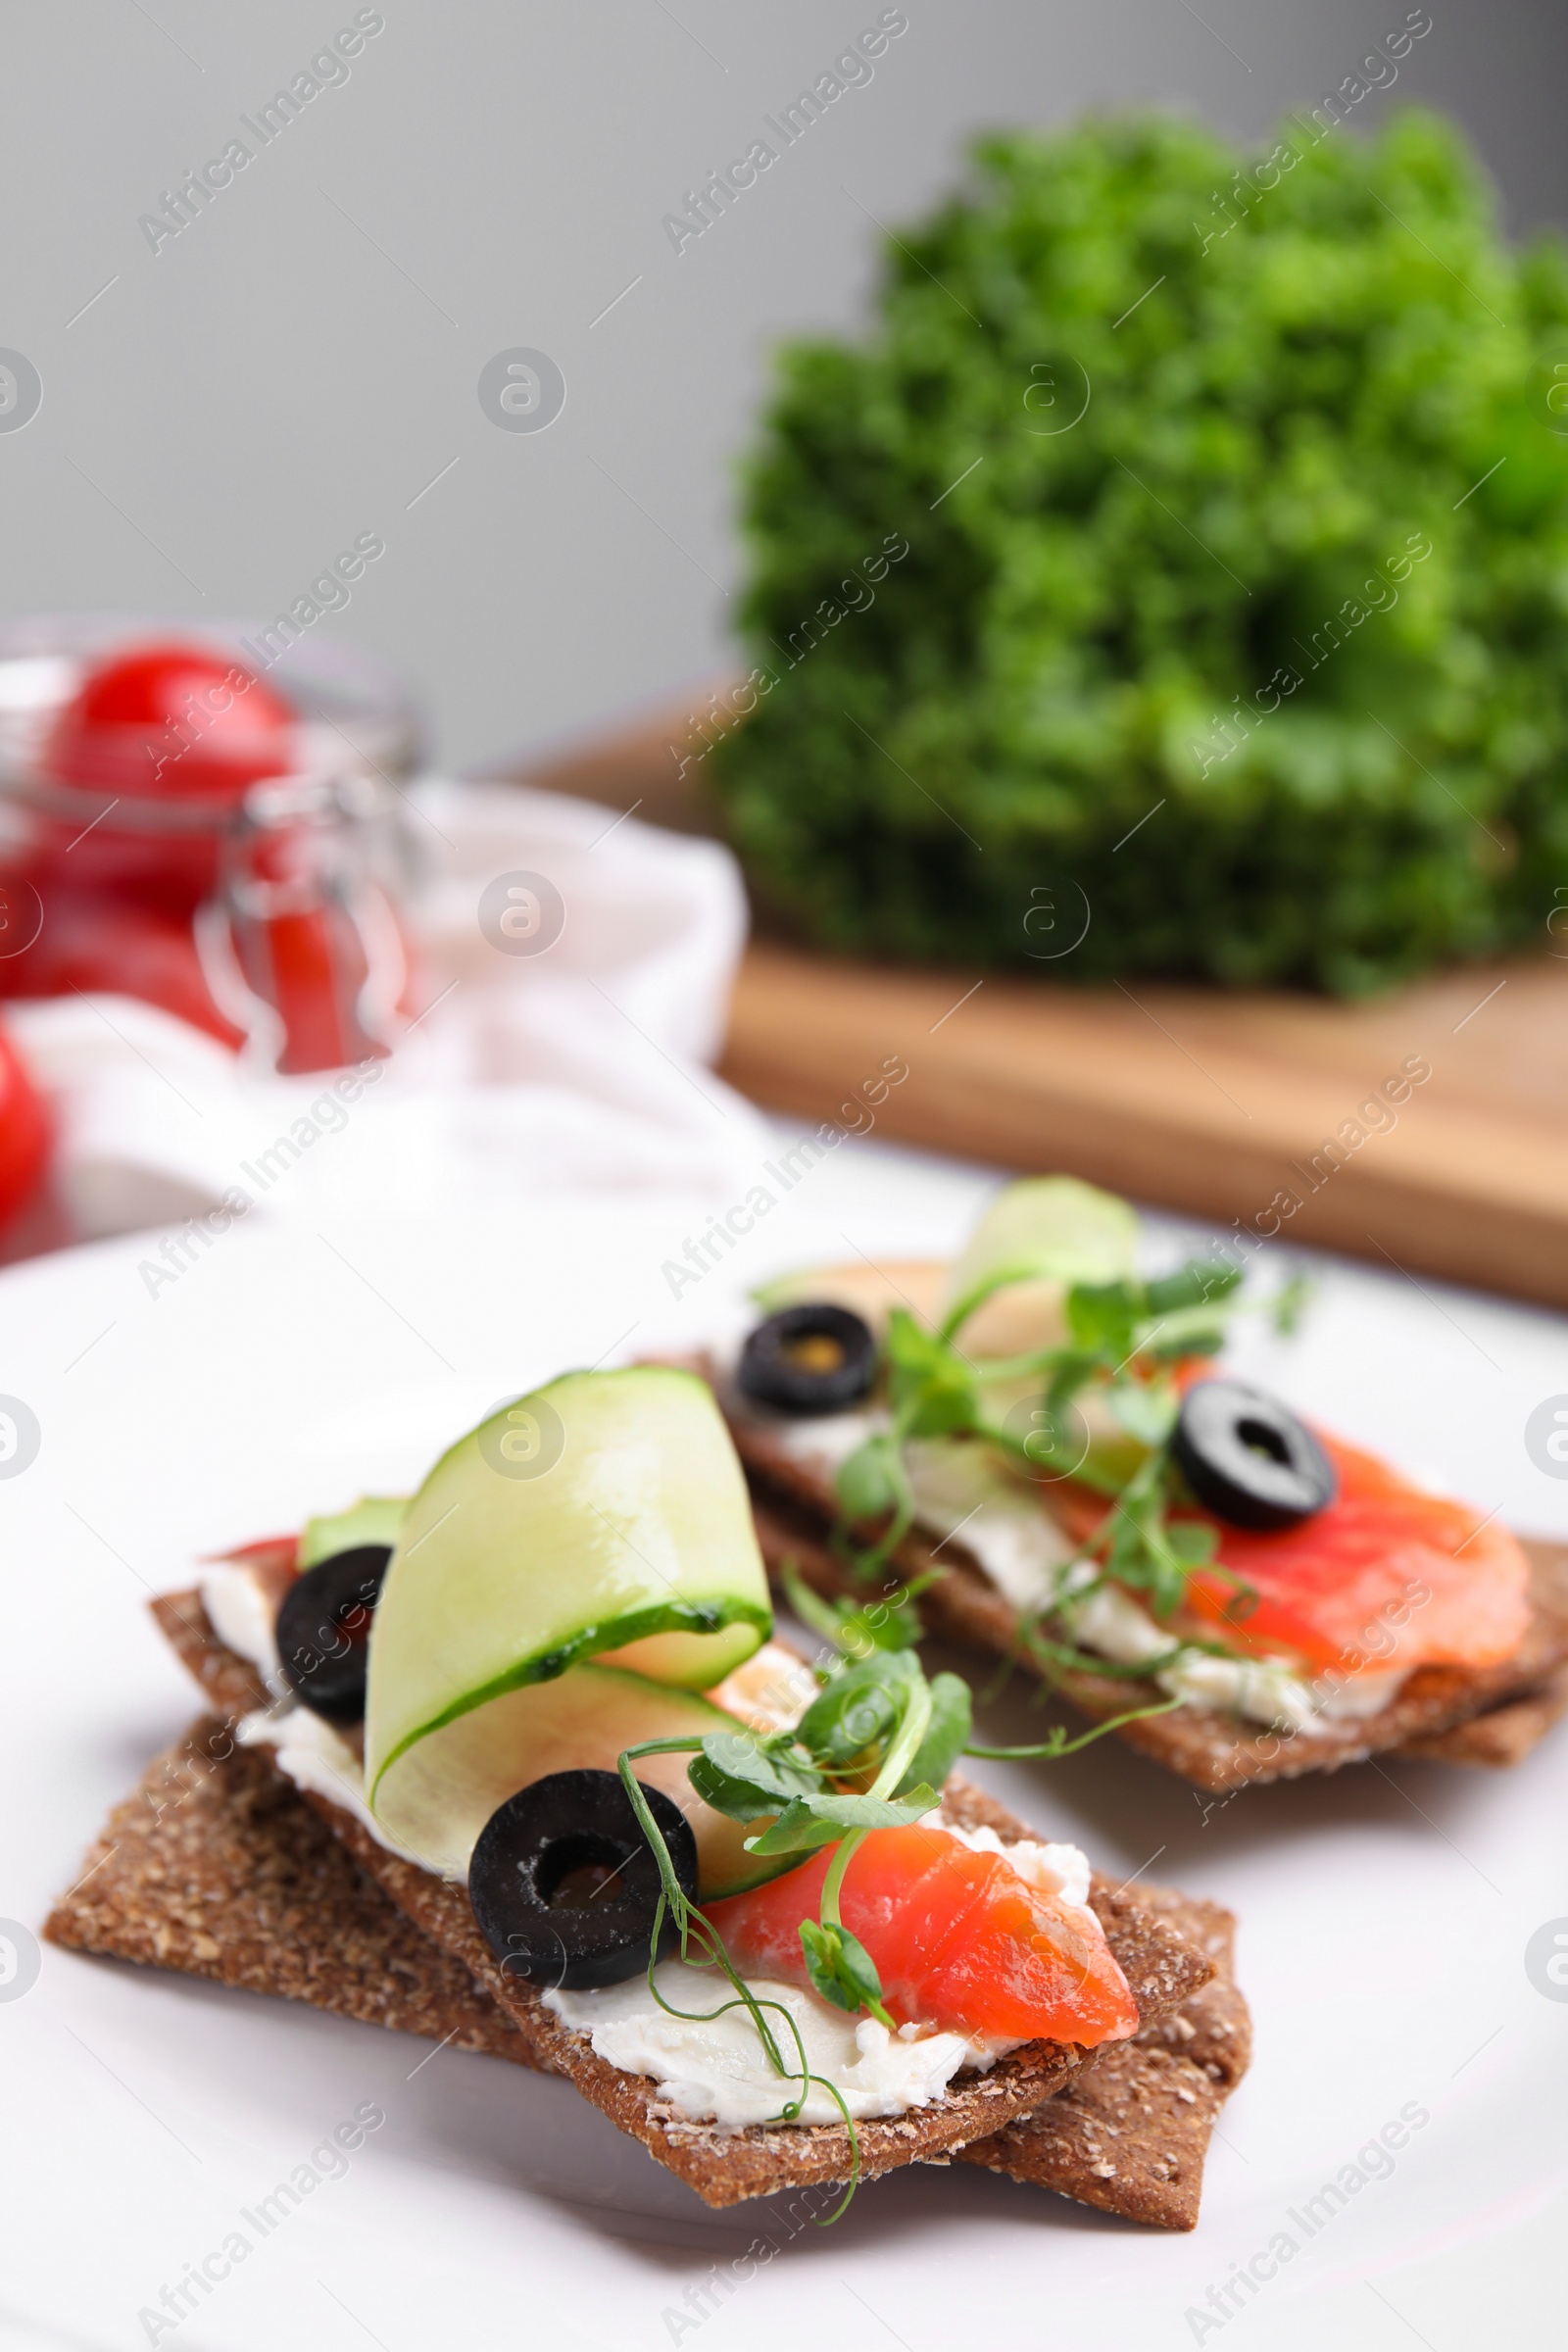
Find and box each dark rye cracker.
[1396,1654,1568,1767]
[958,1881,1250,2230]
[728,1408,1568,1792]
[123,1593,1221,2211]
[44,1718,530,2064]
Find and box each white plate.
[3,1138,1566,2351]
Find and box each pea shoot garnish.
[827,1249,1304,1664]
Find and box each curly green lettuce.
[711,109,1568,994]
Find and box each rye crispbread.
[1395,1654,1568,1766]
[956,1880,1250,2228]
[728,1407,1568,1791]
[114,1592,1226,2210]
[43,1717,530,2064]
[318,1773,1210,2206]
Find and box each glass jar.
[0,615,421,1074]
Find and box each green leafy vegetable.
[897,1671,972,1796]
[687,1729,824,1820]
[883,1309,983,1437]
[713,110,1568,997]
[744,1786,942,1855]
[834,1432,910,1526]
[795,1648,918,1764]
[799,1920,892,2024]
[780,1559,929,1653]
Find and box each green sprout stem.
[812,1673,935,2030]
[964,1691,1183,1760]
[616,1737,863,2219]
[835,1434,917,1584]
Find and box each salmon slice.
[706,1824,1139,2047]
[1055,1433,1531,1676]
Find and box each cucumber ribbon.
[364,1367,773,1883]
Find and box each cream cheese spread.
[939,1818,1094,1917]
[544,1962,986,2129]
[200,1562,290,1700]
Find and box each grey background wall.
[4,1,1565,775]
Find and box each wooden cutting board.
[505,695,1568,1309]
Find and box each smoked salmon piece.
[706,1825,1138,2048]
[1055,1432,1531,1677]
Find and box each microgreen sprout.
[831,1250,1291,1643]
[617,1739,863,2221]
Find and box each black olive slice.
[274,1544,392,1724]
[737,1302,877,1415]
[468,1768,697,1991]
[1171,1380,1337,1533]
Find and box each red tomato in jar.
[0,889,244,1045]
[39,641,299,917]
[46,641,296,803]
[0,1020,50,1234]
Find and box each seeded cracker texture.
[89,1593,1233,2214]
[958,1881,1250,2230]
[43,1721,528,2063]
[1396,1657,1568,1766]
[721,1384,1568,1790]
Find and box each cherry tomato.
[47,641,295,801]
[0,640,394,1072]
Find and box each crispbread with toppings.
[731,1411,1568,1791]
[99,1592,1231,2212]
[318,1788,1204,2206]
[45,1700,1245,2226]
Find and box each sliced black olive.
[1171,1380,1337,1533]
[737,1302,877,1415]
[468,1768,697,1991]
[274,1544,392,1724]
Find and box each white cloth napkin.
[5,779,773,1241]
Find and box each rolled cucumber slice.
[749,1184,1139,1358]
[299,1494,408,1568]
[369,1660,788,1898]
[366,1366,771,1804]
